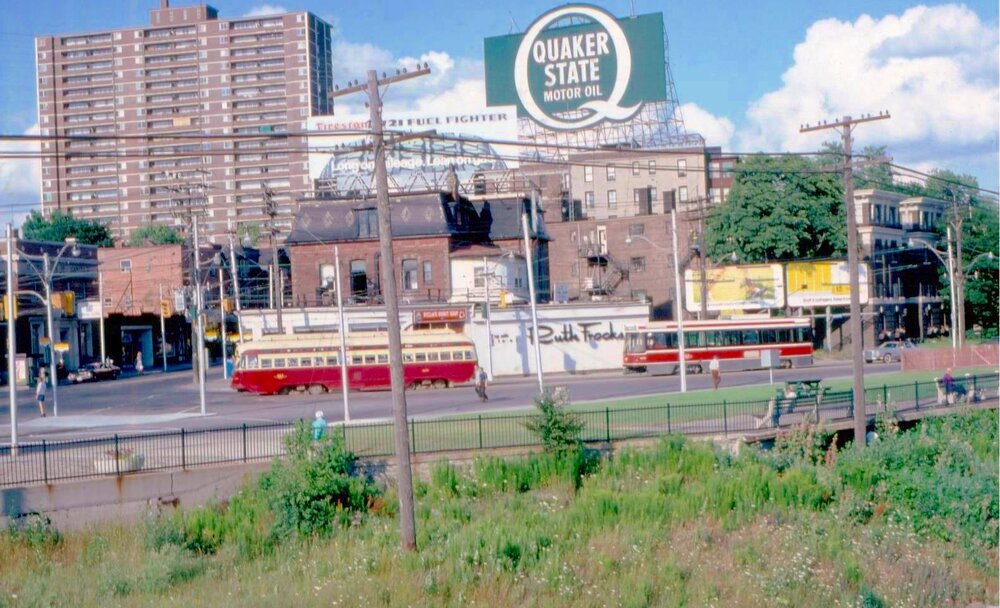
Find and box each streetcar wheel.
[781,359,793,369]
[307,384,325,395]
[882,354,893,364]
[277,387,291,396]
[432,379,447,389]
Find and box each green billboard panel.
[484,5,667,131]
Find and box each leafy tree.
[238,223,263,247]
[20,210,113,246]
[957,203,999,334]
[817,142,898,192]
[704,155,845,263]
[128,224,184,246]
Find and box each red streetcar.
[231,330,478,395]
[623,317,814,375]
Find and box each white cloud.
[678,103,735,149]
[0,123,41,226]
[736,3,999,171]
[242,4,287,17]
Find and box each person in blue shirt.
[312,410,327,440]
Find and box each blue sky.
[1,0,997,222]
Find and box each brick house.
[286,193,548,308]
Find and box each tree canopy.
[128,224,184,246]
[20,210,113,247]
[703,155,846,263]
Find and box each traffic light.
[160,299,171,318]
[498,289,509,308]
[61,291,75,316]
[222,297,234,313]
[1,296,17,321]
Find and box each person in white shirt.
[35,368,48,417]
[709,356,721,390]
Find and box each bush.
[6,513,62,548]
[524,389,584,455]
[263,421,382,539]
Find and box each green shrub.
[6,513,62,548]
[263,421,381,539]
[524,389,584,455]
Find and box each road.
[0,360,898,443]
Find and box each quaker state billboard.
[484,5,667,131]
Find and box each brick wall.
[289,237,453,306]
[98,245,185,315]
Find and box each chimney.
[161,0,169,8]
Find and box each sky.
[0,0,997,224]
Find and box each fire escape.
[580,244,630,299]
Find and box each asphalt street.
[1,359,899,443]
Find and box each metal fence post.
[605,407,611,444]
[409,418,416,453]
[478,415,483,450]
[180,428,186,470]
[973,374,978,395]
[666,402,672,434]
[882,384,888,407]
[242,423,248,462]
[114,434,121,476]
[914,381,919,410]
[42,440,48,484]
[722,400,728,437]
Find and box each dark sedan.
[68,362,122,383]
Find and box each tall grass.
[1,410,996,607]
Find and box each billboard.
[786,261,870,307]
[307,108,518,195]
[685,264,785,312]
[484,5,667,131]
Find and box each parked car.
[68,362,122,383]
[864,340,916,363]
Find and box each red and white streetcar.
[623,317,814,375]
[231,330,478,395]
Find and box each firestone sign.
[485,5,667,130]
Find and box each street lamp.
[910,234,959,349]
[626,230,688,393]
[13,236,81,419]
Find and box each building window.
[631,161,640,175]
[677,159,687,177]
[648,160,656,174]
[710,188,722,204]
[650,187,658,201]
[349,260,367,296]
[120,259,132,272]
[584,191,595,208]
[584,166,593,182]
[606,165,616,181]
[474,266,485,288]
[357,207,377,238]
[678,186,688,202]
[319,263,335,289]
[607,190,617,209]
[422,261,432,284]
[401,259,418,291]
[630,257,646,272]
[628,223,645,236]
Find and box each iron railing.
[1,373,996,488]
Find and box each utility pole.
[334,246,350,422]
[226,219,244,341]
[801,111,890,449]
[193,214,207,416]
[522,212,544,393]
[158,284,168,373]
[947,193,968,347]
[218,265,227,380]
[43,253,59,417]
[98,270,106,363]
[6,224,17,454]
[329,64,431,552]
[263,186,283,334]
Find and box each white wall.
[449,257,529,304]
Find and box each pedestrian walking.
[312,410,327,441]
[35,369,47,417]
[135,351,144,376]
[709,356,722,390]
[474,365,489,402]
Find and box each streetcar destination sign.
[485,5,667,130]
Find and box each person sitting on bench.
[941,368,967,403]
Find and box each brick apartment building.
[285,193,547,308]
[35,0,334,244]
